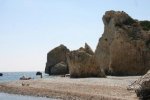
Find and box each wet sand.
[0,76,140,100]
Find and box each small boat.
[20,76,31,80]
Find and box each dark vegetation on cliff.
[140,21,150,31]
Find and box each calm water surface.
[0,93,59,100]
[0,72,49,82]
[0,72,60,100]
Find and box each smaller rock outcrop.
[51,62,68,75]
[67,43,106,78]
[45,44,70,75]
[36,71,42,75]
[36,71,42,78]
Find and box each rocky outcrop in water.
[67,43,106,78]
[45,44,70,75]
[95,10,150,75]
[36,71,42,78]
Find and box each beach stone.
[45,44,70,75]
[67,43,106,78]
[95,10,150,75]
[51,62,68,75]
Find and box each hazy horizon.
[0,0,150,72]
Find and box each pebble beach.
[0,76,140,100]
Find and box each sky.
[0,0,150,72]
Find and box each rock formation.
[36,71,42,78]
[45,44,70,75]
[95,10,150,75]
[67,43,106,78]
[84,43,94,55]
[45,10,150,77]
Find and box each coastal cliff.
[45,10,150,77]
[95,11,150,75]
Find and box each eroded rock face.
[51,62,68,75]
[45,44,70,75]
[95,10,150,75]
[67,43,106,78]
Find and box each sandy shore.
[0,76,140,100]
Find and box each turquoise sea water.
[0,72,60,100]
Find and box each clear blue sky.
[0,0,150,72]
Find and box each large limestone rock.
[45,44,70,75]
[95,10,150,75]
[67,43,106,78]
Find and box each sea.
[0,71,48,83]
[0,71,59,100]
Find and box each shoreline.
[0,76,139,100]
